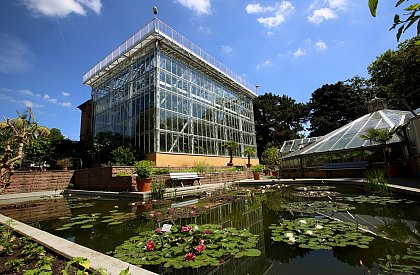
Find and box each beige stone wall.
[147,153,259,167]
[4,171,74,194]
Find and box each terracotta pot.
[246,163,252,168]
[253,173,260,180]
[136,178,151,192]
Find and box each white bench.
[169,172,203,187]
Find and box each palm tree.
[360,127,396,165]
[223,140,239,166]
[0,109,50,192]
[242,147,256,167]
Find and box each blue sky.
[0,0,415,140]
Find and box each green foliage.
[153,167,171,174]
[57,158,71,168]
[335,195,412,204]
[251,164,264,173]
[0,108,50,191]
[192,161,210,173]
[368,36,420,110]
[283,201,355,214]
[308,79,371,137]
[243,147,256,165]
[150,180,166,200]
[360,127,396,164]
[89,131,130,165]
[253,93,308,156]
[260,147,281,170]
[377,246,420,274]
[270,218,375,250]
[111,146,136,166]
[369,0,420,41]
[116,171,130,177]
[363,169,390,195]
[134,160,154,179]
[62,257,90,275]
[113,224,261,269]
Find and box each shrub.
[252,164,264,173]
[134,161,154,180]
[150,180,166,200]
[57,158,71,168]
[364,169,390,195]
[192,162,209,173]
[111,146,136,166]
[116,171,130,177]
[261,147,281,170]
[153,167,171,175]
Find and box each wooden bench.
[320,161,369,177]
[169,172,203,187]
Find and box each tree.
[260,147,282,170]
[223,140,239,166]
[308,80,371,137]
[111,146,136,166]
[368,36,420,110]
[253,93,308,157]
[360,127,396,165]
[242,147,256,167]
[0,109,50,192]
[368,0,420,41]
[88,131,129,165]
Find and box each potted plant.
[261,147,282,176]
[252,164,264,180]
[57,158,71,171]
[243,147,256,168]
[223,140,239,166]
[134,160,154,192]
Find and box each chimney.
[367,97,388,112]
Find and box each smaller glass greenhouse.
[282,109,416,170]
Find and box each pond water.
[1,184,420,275]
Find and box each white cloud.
[315,40,328,51]
[0,33,35,74]
[176,0,211,16]
[246,1,294,28]
[198,25,211,34]
[43,94,58,104]
[23,100,44,108]
[293,48,306,57]
[21,89,41,97]
[23,0,102,17]
[307,0,347,24]
[246,3,276,14]
[267,31,274,36]
[62,92,71,97]
[256,60,273,69]
[62,101,72,107]
[221,45,233,54]
[308,8,336,24]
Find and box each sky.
[0,0,416,140]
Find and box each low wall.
[3,171,74,194]
[73,166,253,192]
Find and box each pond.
[1,183,420,275]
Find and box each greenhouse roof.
[283,109,415,159]
[280,137,321,156]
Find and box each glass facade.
[91,45,256,157]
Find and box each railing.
[83,19,256,96]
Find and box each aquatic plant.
[364,169,390,195]
[294,186,335,191]
[270,218,374,250]
[335,195,414,205]
[377,246,420,275]
[113,224,261,269]
[293,190,340,198]
[283,201,355,214]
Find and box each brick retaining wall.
[3,171,74,194]
[73,166,253,192]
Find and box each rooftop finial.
[153,6,158,18]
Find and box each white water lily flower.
[299,219,307,224]
[306,230,313,235]
[315,224,323,229]
[288,236,296,243]
[285,232,294,238]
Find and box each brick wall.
[0,198,72,223]
[73,166,253,191]
[3,171,74,194]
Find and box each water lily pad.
[283,201,355,214]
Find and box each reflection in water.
[0,185,419,275]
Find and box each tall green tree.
[253,93,308,157]
[368,36,420,110]
[0,109,50,192]
[368,0,420,41]
[308,79,371,137]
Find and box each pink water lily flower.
[204,229,211,235]
[181,226,193,232]
[155,227,162,234]
[145,240,155,251]
[184,252,196,261]
[195,244,205,253]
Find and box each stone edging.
[0,214,156,275]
